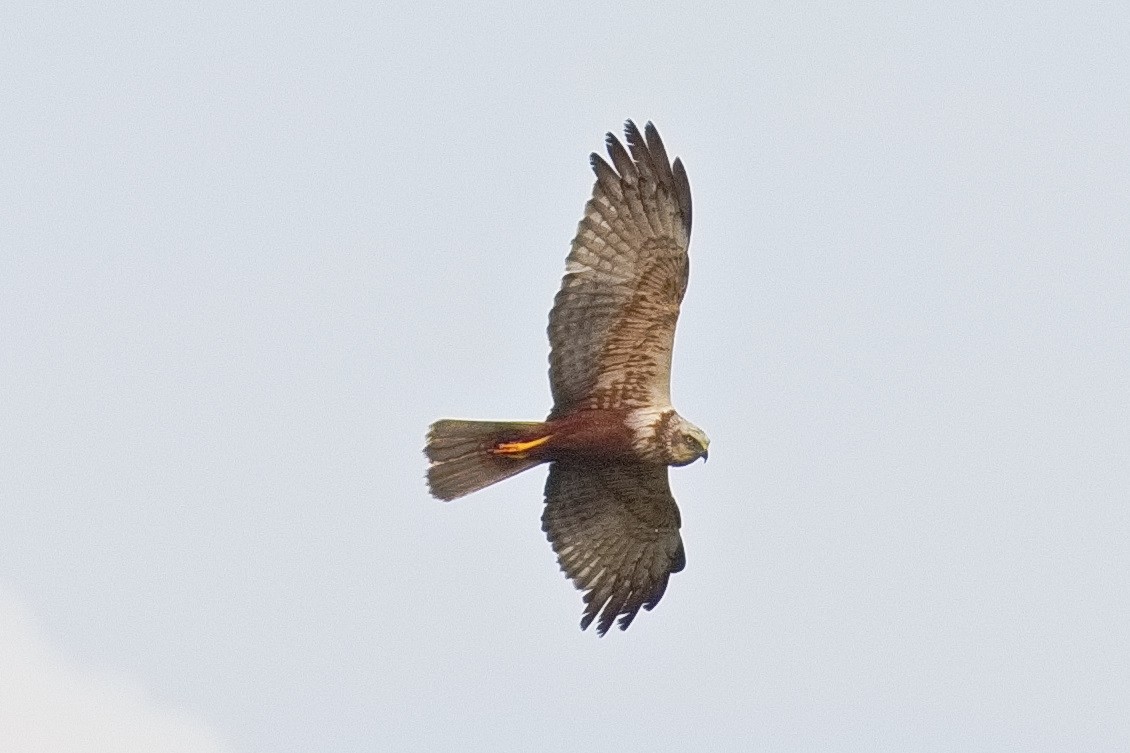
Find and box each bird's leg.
[492,434,553,459]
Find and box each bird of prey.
[425,121,708,635]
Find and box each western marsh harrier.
[425,121,708,634]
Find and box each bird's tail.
[425,419,551,501]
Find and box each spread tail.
[425,419,549,501]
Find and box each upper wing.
[541,459,685,635]
[547,121,693,417]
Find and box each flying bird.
[425,121,708,635]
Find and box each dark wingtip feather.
[643,575,671,612]
[605,131,637,180]
[590,153,622,199]
[671,540,687,573]
[643,122,675,185]
[623,119,660,183]
[623,119,644,148]
[580,587,617,636]
[672,157,692,235]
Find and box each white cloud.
[0,588,234,753]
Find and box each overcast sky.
[2,2,1128,751]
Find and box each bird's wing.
[547,120,692,417]
[542,459,685,634]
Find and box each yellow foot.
[492,435,552,458]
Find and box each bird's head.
[664,415,710,466]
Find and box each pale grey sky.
[2,2,1128,751]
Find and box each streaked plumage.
[425,121,708,634]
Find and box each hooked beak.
[700,449,708,463]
